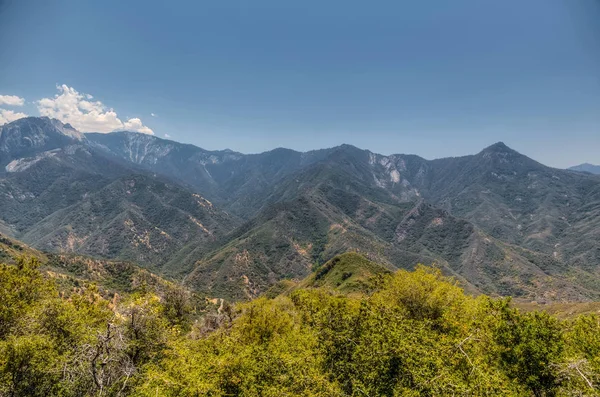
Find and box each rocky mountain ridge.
[2,117,600,302]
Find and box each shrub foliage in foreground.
[1,258,600,396]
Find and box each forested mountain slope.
[0,118,241,269]
[3,117,600,303]
[186,147,600,301]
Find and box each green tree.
[486,298,564,397]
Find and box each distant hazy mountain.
[3,117,600,302]
[86,131,335,217]
[569,163,600,175]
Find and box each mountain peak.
[482,142,513,153]
[0,116,85,163]
[569,163,600,175]
[2,117,84,139]
[331,143,366,156]
[338,143,361,151]
[110,130,157,139]
[300,252,391,294]
[478,142,526,160]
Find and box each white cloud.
[36,84,154,135]
[151,113,157,117]
[0,108,28,125]
[0,95,25,106]
[123,118,153,135]
[164,133,171,138]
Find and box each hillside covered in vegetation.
[2,253,600,397]
[4,117,600,303]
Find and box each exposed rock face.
[5,149,61,172]
[0,117,84,164]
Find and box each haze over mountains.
[2,116,600,302]
[569,163,600,175]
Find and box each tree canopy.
[1,257,599,396]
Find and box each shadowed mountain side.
[0,232,183,300]
[20,174,241,271]
[87,131,336,217]
[185,187,600,302]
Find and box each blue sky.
[0,0,598,167]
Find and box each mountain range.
[2,116,600,302]
[569,163,600,175]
